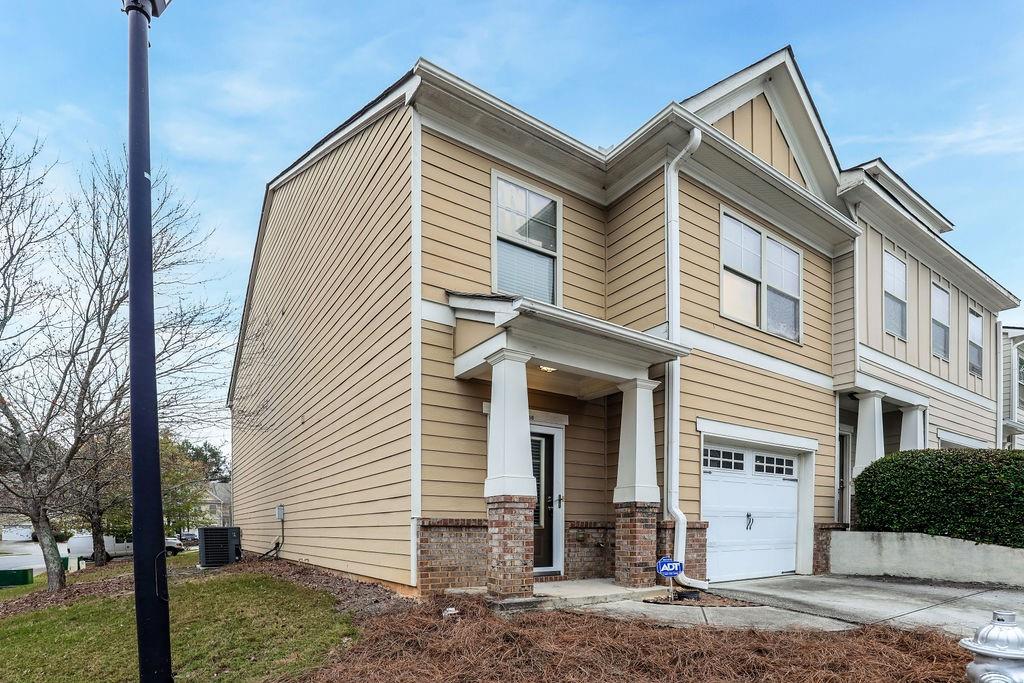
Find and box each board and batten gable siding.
[713,94,807,188]
[606,171,667,331]
[679,352,838,522]
[858,221,998,401]
[833,250,857,386]
[231,107,414,586]
[420,130,607,318]
[421,320,611,522]
[678,175,834,377]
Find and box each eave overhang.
[839,172,1019,312]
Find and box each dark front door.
[532,433,555,569]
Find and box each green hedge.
[853,449,1024,549]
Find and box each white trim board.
[858,344,996,410]
[678,326,833,391]
[482,402,570,427]
[422,299,456,326]
[409,107,423,587]
[936,429,990,450]
[697,417,819,454]
[852,372,928,408]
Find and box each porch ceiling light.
[538,366,557,373]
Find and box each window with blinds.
[493,175,559,304]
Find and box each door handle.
[746,512,754,530]
[555,495,563,509]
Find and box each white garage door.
[700,444,798,582]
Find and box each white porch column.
[852,391,885,479]
[899,405,927,451]
[483,349,536,498]
[613,378,662,503]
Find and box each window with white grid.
[702,447,745,471]
[754,454,796,476]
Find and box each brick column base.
[485,495,535,599]
[614,502,659,587]
[655,519,708,585]
[813,522,848,574]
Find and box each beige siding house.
[229,47,1018,598]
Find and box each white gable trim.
[761,83,824,200]
[697,417,819,454]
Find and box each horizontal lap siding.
[860,359,997,447]
[420,131,606,318]
[679,176,833,376]
[606,172,666,331]
[422,321,610,522]
[680,351,838,521]
[861,222,997,402]
[714,94,806,188]
[833,250,856,386]
[232,107,413,586]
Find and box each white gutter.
[664,128,709,590]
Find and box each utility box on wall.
[198,526,242,568]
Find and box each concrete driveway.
[711,574,1024,637]
[0,540,85,574]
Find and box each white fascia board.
[418,106,607,205]
[421,300,456,326]
[270,78,419,193]
[514,299,691,359]
[857,159,954,233]
[447,293,516,314]
[679,107,859,241]
[844,183,1018,312]
[858,344,995,410]
[413,59,604,164]
[1003,419,1024,436]
[454,331,508,378]
[682,49,788,114]
[936,428,990,449]
[696,417,819,454]
[851,371,929,408]
[678,326,833,391]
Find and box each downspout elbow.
[665,126,710,591]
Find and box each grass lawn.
[1,571,355,682]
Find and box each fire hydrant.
[960,611,1024,682]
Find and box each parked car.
[178,532,198,547]
[67,534,185,561]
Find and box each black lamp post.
[123,0,174,680]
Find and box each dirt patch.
[0,574,134,620]
[643,589,751,607]
[303,595,970,683]
[227,558,412,620]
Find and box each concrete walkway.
[579,599,852,630]
[710,574,1024,637]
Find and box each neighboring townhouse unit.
[228,47,1018,598]
[1002,326,1024,448]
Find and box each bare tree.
[0,152,233,590]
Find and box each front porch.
[436,293,691,600]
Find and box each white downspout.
[663,128,708,590]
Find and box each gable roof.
[681,46,843,210]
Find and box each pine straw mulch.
[301,596,971,683]
[223,557,413,620]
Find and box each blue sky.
[2,1,1023,323]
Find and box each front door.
[837,433,852,523]
[531,432,555,570]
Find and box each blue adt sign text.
[656,556,682,578]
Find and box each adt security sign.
[656,556,682,578]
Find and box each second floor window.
[493,175,559,304]
[1018,349,1024,409]
[721,213,802,342]
[968,309,983,377]
[931,284,950,359]
[883,251,907,339]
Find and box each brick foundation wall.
[565,521,613,579]
[613,502,659,587]
[813,522,848,574]
[417,518,488,597]
[655,519,708,585]
[485,495,535,599]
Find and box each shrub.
[853,449,1024,549]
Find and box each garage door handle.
[746,512,754,530]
